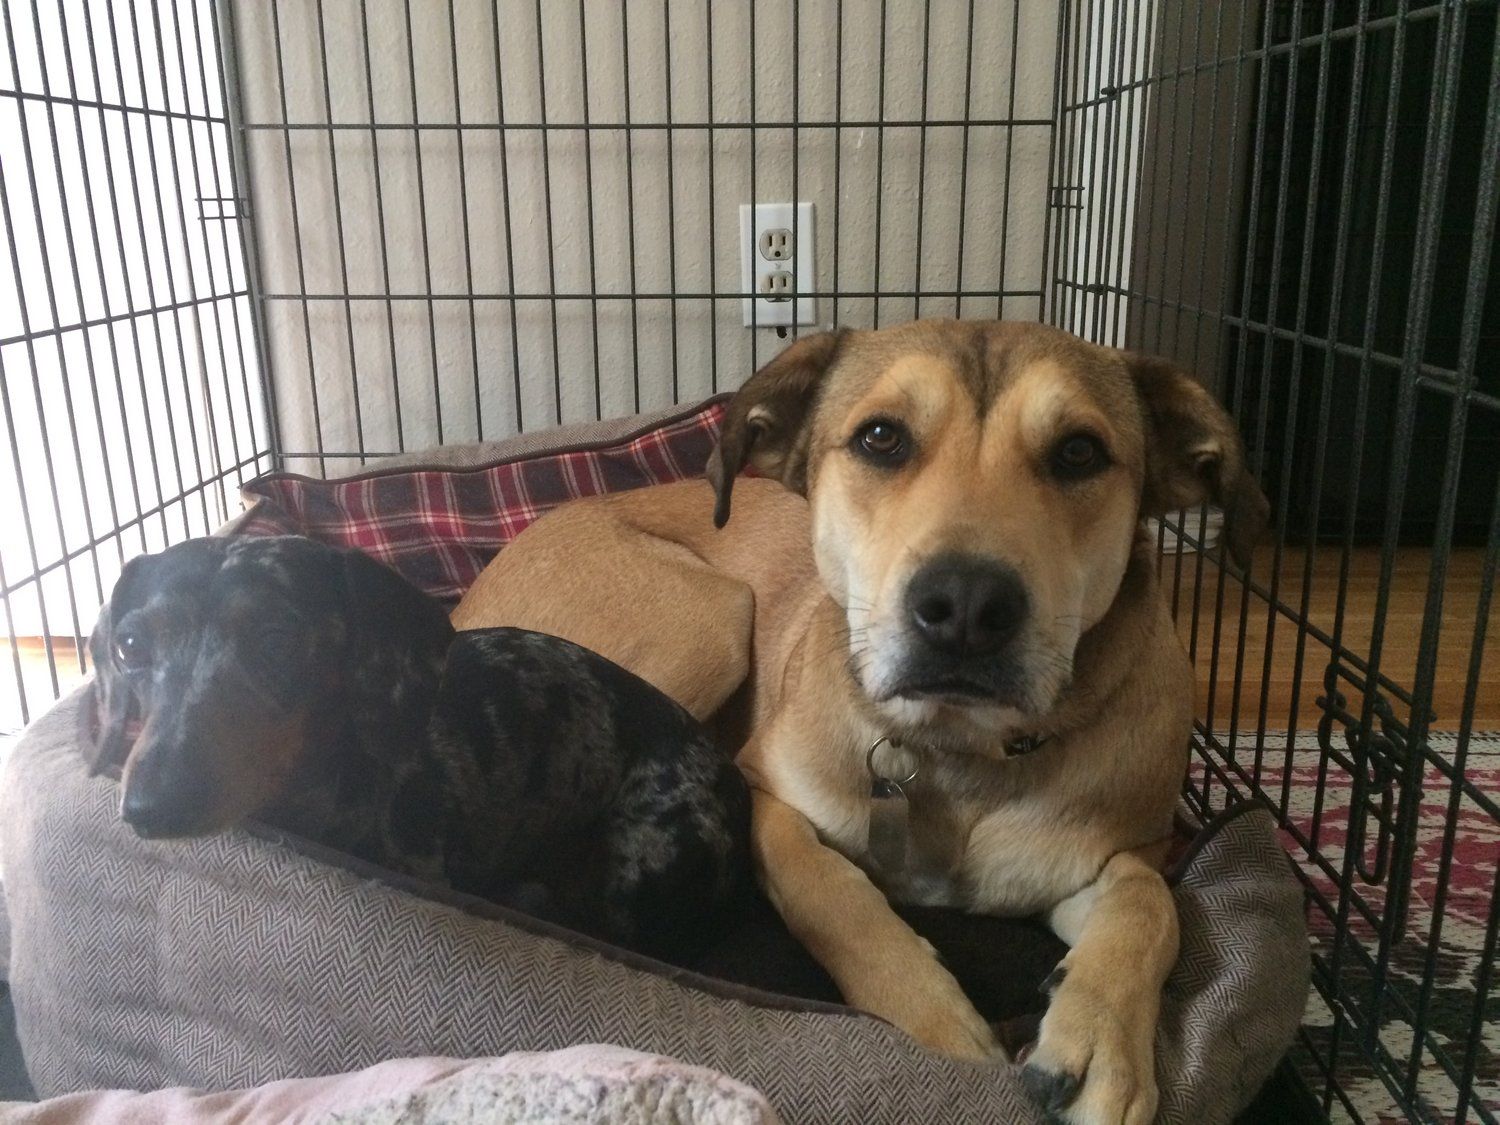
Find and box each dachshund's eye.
[852,419,911,465]
[115,631,151,670]
[1050,433,1110,481]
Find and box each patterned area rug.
[1191,732,1500,1123]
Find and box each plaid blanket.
[237,400,727,606]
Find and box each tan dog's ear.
[1128,353,1271,568]
[707,329,848,527]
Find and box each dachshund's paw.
[1021,970,1157,1125]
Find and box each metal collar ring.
[866,735,919,786]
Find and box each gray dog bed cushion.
[1,689,1309,1124]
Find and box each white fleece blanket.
[0,1046,780,1125]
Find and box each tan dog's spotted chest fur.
[454,320,1270,1124]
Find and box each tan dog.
[453,320,1270,1123]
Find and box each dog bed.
[0,400,1310,1123]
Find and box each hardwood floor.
[3,638,87,735]
[1165,544,1498,733]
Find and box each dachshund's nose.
[906,554,1030,657]
[120,781,194,838]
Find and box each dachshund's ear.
[339,549,454,659]
[1128,353,1271,568]
[706,329,849,528]
[338,549,455,743]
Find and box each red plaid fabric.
[237,399,726,606]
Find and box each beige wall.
[230,0,1062,470]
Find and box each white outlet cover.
[740,202,815,328]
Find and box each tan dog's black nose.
[907,555,1029,657]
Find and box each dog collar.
[1005,733,1049,757]
[866,731,1050,781]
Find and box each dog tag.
[868,775,911,875]
[866,735,917,877]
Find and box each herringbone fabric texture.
[1,692,1307,1124]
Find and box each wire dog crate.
[2,1,1497,1121]
[1051,1,1499,1120]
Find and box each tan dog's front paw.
[850,947,1004,1062]
[1021,967,1158,1124]
[907,992,1004,1062]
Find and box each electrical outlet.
[759,229,792,261]
[759,271,794,300]
[740,202,814,327]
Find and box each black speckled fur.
[88,535,752,962]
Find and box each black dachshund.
[86,534,751,961]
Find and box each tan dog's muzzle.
[881,551,1034,708]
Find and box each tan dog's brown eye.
[115,631,151,670]
[1051,433,1109,481]
[853,420,910,465]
